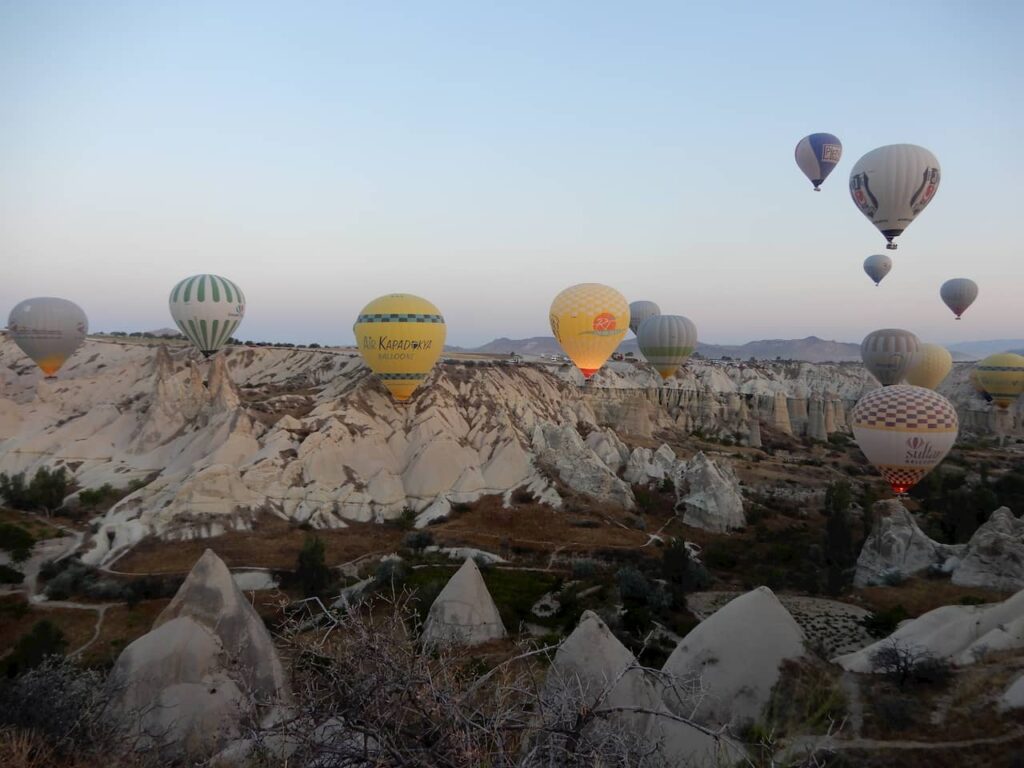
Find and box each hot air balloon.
[794,133,843,191]
[940,278,978,320]
[628,300,661,336]
[849,144,940,250]
[353,293,446,401]
[549,283,629,379]
[169,274,245,357]
[863,254,893,287]
[975,353,1024,410]
[905,343,953,390]
[637,315,698,380]
[7,297,88,377]
[969,368,993,403]
[851,385,958,494]
[861,329,920,386]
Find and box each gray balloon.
[628,300,661,335]
[637,314,698,379]
[863,254,892,286]
[7,297,88,376]
[861,328,919,386]
[940,278,978,320]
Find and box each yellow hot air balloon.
[905,343,953,390]
[353,294,446,401]
[549,283,629,379]
[975,353,1024,410]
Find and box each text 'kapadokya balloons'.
[549,283,629,379]
[7,297,88,376]
[863,254,893,287]
[353,293,446,402]
[169,274,246,357]
[940,278,978,320]
[794,133,842,191]
[851,385,958,495]
[628,300,661,336]
[975,353,1024,410]
[637,314,698,380]
[861,328,920,386]
[849,144,940,250]
[905,343,953,390]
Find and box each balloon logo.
[593,313,616,332]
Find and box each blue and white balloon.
[795,133,843,191]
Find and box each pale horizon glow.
[2,2,1022,348]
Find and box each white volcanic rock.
[834,587,1024,670]
[952,507,1024,591]
[623,444,678,485]
[422,558,507,646]
[110,550,287,757]
[585,428,630,473]
[1001,674,1024,710]
[675,452,745,532]
[853,500,963,587]
[662,587,805,727]
[532,422,635,509]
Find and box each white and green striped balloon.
[637,314,698,380]
[168,274,245,357]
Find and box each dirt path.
[782,726,1024,757]
[839,672,864,738]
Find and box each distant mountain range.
[453,335,1002,363]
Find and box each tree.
[870,639,951,689]
[3,620,66,678]
[823,481,855,596]
[0,468,68,515]
[296,535,331,598]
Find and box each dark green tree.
[3,620,66,678]
[296,535,331,598]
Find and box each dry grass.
[0,595,99,657]
[77,599,169,667]
[0,508,64,541]
[853,578,1012,618]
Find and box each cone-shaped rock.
[422,558,507,646]
[663,586,805,727]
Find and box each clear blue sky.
[1,1,1021,347]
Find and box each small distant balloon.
[863,254,893,287]
[353,293,446,402]
[7,297,88,376]
[549,283,629,380]
[637,315,698,380]
[169,274,246,357]
[794,133,843,191]
[851,385,958,495]
[849,144,940,250]
[628,301,661,336]
[861,328,920,386]
[940,278,978,320]
[905,343,953,390]
[975,353,1024,410]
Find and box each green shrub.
[0,468,69,513]
[296,535,332,598]
[2,620,66,678]
[0,522,34,562]
[0,563,24,584]
[570,558,599,579]
[861,604,909,638]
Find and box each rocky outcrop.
[853,501,963,587]
[422,558,507,646]
[622,444,678,485]
[662,587,805,727]
[675,452,745,532]
[834,587,1024,670]
[952,508,1024,591]
[109,549,288,758]
[532,422,634,509]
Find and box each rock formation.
[834,586,1024,670]
[109,549,288,758]
[853,500,963,586]
[662,587,805,727]
[531,422,635,509]
[952,507,1024,591]
[422,558,507,646]
[675,452,745,532]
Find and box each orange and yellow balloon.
[549,283,629,379]
[904,343,953,390]
[353,294,446,401]
[975,353,1024,410]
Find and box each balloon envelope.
[794,133,842,190]
[851,385,958,494]
[353,294,446,401]
[169,274,246,356]
[628,300,661,336]
[549,283,629,379]
[863,254,893,286]
[861,328,920,386]
[975,353,1024,410]
[940,278,978,319]
[7,297,88,376]
[637,315,698,380]
[849,144,940,249]
[905,343,953,390]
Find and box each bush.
[881,569,907,587]
[661,539,709,592]
[0,467,69,513]
[615,566,651,603]
[870,639,952,689]
[375,559,410,589]
[873,694,917,732]
[296,535,332,598]
[402,531,434,552]
[0,564,23,584]
[0,523,34,563]
[77,483,118,510]
[511,488,534,505]
[571,558,599,579]
[2,621,66,678]
[861,604,909,638]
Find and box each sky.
[1,1,1022,348]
